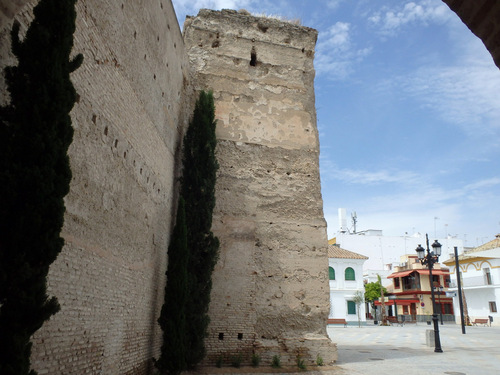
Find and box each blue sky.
[172,0,500,247]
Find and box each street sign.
[445,291,457,297]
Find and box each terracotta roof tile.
[328,244,368,259]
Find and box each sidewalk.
[327,323,500,375]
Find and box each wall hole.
[218,333,224,340]
[114,139,118,148]
[92,114,97,124]
[140,168,143,175]
[104,126,108,136]
[237,333,243,340]
[134,31,137,39]
[123,151,127,158]
[250,46,257,66]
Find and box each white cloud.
[325,0,346,11]
[315,22,372,80]
[465,178,500,191]
[320,158,420,186]
[395,52,500,140]
[368,0,453,35]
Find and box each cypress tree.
[182,91,220,368]
[156,197,189,375]
[0,1,83,374]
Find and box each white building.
[443,234,500,326]
[328,244,368,325]
[334,231,463,286]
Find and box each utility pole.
[454,246,466,334]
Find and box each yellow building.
[384,255,454,323]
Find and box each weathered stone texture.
[443,0,500,69]
[184,9,337,366]
[1,0,192,373]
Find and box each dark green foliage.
[0,1,82,374]
[155,198,189,375]
[271,355,281,368]
[182,91,220,368]
[230,353,243,368]
[364,281,387,303]
[251,353,261,367]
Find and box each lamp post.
[416,234,443,353]
[437,285,444,325]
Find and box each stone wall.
[442,0,500,70]
[184,9,337,366]
[1,1,192,373]
[2,0,500,373]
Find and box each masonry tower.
[184,9,337,365]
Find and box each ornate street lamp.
[416,234,443,353]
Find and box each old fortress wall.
[183,9,335,365]
[1,0,499,373]
[1,1,193,373]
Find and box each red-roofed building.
[385,254,454,323]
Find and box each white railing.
[449,276,494,288]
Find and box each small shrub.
[271,355,281,368]
[216,355,223,368]
[316,354,324,366]
[251,353,261,367]
[231,353,243,368]
[296,356,306,370]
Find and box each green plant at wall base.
[251,353,261,367]
[296,356,306,370]
[182,91,220,368]
[155,198,189,375]
[0,1,82,374]
[316,354,324,366]
[231,353,243,368]
[271,355,281,368]
[215,355,223,368]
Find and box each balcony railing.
[449,276,494,289]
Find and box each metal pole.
[439,287,443,325]
[454,246,466,334]
[427,235,443,353]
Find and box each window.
[489,301,497,313]
[394,278,400,288]
[345,267,355,281]
[484,268,492,285]
[347,301,356,314]
[329,267,335,280]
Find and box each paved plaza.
[327,323,500,375]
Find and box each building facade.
[387,255,453,323]
[334,230,463,287]
[444,235,500,326]
[328,245,368,325]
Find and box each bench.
[472,318,489,326]
[387,316,403,326]
[327,318,347,327]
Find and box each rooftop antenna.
[351,211,357,234]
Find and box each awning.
[387,270,414,279]
[374,299,419,306]
[416,269,450,276]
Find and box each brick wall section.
[184,9,337,367]
[442,0,500,69]
[0,1,192,374]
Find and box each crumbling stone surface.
[184,9,337,366]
